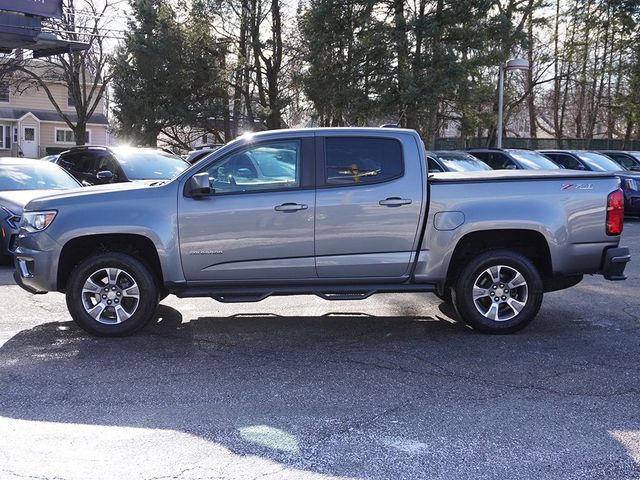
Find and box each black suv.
[55,146,189,185]
[466,148,560,170]
[540,150,640,217]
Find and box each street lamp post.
[496,58,531,149]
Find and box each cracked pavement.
[0,221,639,479]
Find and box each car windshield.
[629,152,640,162]
[575,152,623,172]
[507,150,560,169]
[0,163,80,191]
[435,152,492,171]
[113,148,189,180]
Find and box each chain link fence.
[434,137,640,151]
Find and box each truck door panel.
[178,137,316,282]
[314,135,424,278]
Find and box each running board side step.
[171,283,436,303]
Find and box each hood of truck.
[22,181,164,212]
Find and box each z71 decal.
[562,183,594,190]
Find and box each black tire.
[66,252,158,337]
[452,250,543,334]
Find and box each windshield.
[113,148,188,180]
[507,150,560,169]
[434,152,492,171]
[575,152,623,172]
[0,163,80,191]
[629,152,640,162]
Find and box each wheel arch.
[445,229,552,289]
[57,233,163,292]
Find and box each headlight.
[21,211,57,232]
[623,179,638,191]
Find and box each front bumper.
[12,230,62,294]
[601,247,631,281]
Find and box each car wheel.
[452,250,543,334]
[66,252,158,336]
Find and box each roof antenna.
[380,109,406,128]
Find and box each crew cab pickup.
[13,128,630,336]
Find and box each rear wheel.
[66,252,158,336]
[452,250,543,334]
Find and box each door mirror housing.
[188,172,212,197]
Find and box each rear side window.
[325,137,403,185]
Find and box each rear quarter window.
[324,137,403,185]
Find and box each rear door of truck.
[314,131,426,278]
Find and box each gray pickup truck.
[13,128,630,336]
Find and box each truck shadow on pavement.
[1,304,639,479]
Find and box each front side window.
[550,154,583,170]
[204,140,300,193]
[325,137,403,185]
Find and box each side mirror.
[630,166,640,172]
[505,164,517,170]
[96,170,114,181]
[188,172,212,198]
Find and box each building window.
[0,80,9,103]
[55,128,90,144]
[0,125,11,149]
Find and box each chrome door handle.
[274,203,308,212]
[379,197,412,207]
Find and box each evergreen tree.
[112,0,187,146]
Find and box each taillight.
[606,189,624,235]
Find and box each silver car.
[0,158,81,260]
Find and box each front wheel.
[452,250,543,334]
[66,252,158,336]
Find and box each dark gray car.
[0,158,81,260]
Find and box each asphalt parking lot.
[1,223,639,480]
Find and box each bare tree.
[6,0,116,145]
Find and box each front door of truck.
[178,136,316,282]
[314,133,425,278]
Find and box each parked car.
[13,128,629,337]
[540,150,640,217]
[185,144,225,164]
[0,158,81,260]
[598,151,640,172]
[54,146,189,185]
[466,148,560,170]
[426,151,492,172]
